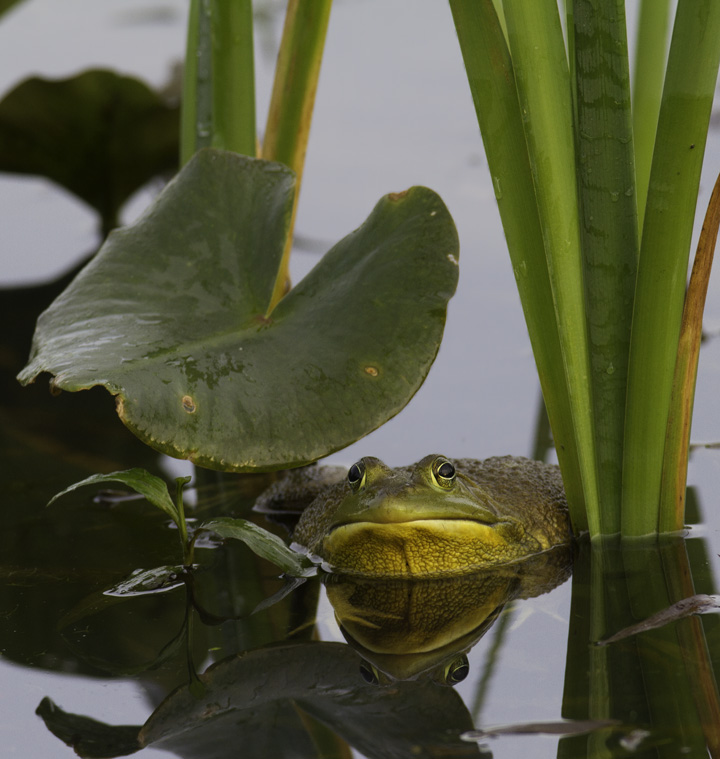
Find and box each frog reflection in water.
[258,454,573,686]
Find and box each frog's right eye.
[348,461,366,490]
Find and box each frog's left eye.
[348,461,366,490]
[432,457,456,488]
[359,661,380,685]
[444,655,469,685]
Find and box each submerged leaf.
[19,149,459,471]
[48,469,179,524]
[596,593,720,646]
[200,517,315,577]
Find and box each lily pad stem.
[175,476,193,564]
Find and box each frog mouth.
[322,518,529,578]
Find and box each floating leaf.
[104,565,187,597]
[49,469,179,524]
[201,517,315,577]
[0,69,178,229]
[19,149,459,471]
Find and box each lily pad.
[0,69,178,227]
[19,149,459,471]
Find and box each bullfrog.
[259,454,572,579]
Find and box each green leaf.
[573,0,638,534]
[0,70,179,232]
[19,149,459,472]
[449,0,586,530]
[201,517,314,577]
[622,0,720,534]
[48,469,179,524]
[104,565,187,596]
[632,0,672,229]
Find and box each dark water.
[2,395,720,758]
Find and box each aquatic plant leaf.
[36,643,479,758]
[19,149,459,471]
[623,1,720,533]
[448,0,586,529]
[141,642,479,758]
[48,469,179,524]
[596,593,720,646]
[55,567,187,635]
[660,172,720,529]
[200,517,315,577]
[0,69,178,228]
[36,697,141,758]
[104,565,187,596]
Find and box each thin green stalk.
[503,0,600,533]
[182,0,214,164]
[181,0,255,164]
[210,0,256,157]
[263,0,333,313]
[175,475,192,563]
[633,0,672,232]
[449,0,586,530]
[573,0,638,535]
[660,173,720,531]
[180,0,200,165]
[622,0,720,536]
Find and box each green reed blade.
[633,0,672,231]
[180,0,199,165]
[181,0,213,164]
[622,0,720,536]
[263,0,333,313]
[449,0,586,531]
[210,0,256,157]
[573,0,638,535]
[503,0,600,532]
[660,173,720,531]
[181,0,254,163]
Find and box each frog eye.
[359,661,380,685]
[348,461,366,490]
[445,655,469,685]
[432,457,456,488]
